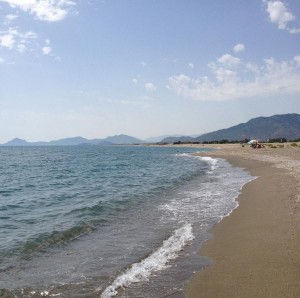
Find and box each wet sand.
[185,144,300,298]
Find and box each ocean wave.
[0,223,95,264]
[176,153,218,171]
[19,224,95,257]
[198,156,218,171]
[175,153,191,157]
[100,224,194,298]
[66,203,105,217]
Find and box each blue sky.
[0,0,299,142]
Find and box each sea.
[0,146,254,298]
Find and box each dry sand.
[183,143,300,298]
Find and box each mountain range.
[1,134,145,146]
[160,113,300,143]
[1,113,299,146]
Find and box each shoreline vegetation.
[148,140,300,149]
[173,143,300,297]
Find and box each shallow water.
[0,146,253,297]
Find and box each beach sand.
[184,144,300,298]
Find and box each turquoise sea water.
[0,146,253,297]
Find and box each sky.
[0,0,299,142]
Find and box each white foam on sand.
[100,224,194,298]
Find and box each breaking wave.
[100,224,194,298]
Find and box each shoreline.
[184,144,300,297]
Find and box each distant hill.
[195,113,300,142]
[78,141,114,146]
[48,137,89,146]
[1,134,145,146]
[160,136,195,143]
[160,113,300,143]
[3,138,30,146]
[145,134,186,143]
[1,137,90,146]
[102,134,144,144]
[2,114,299,146]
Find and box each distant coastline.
[2,113,299,146]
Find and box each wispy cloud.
[233,43,245,53]
[5,14,18,21]
[119,100,148,107]
[188,63,195,69]
[17,43,26,53]
[42,46,52,55]
[294,56,300,64]
[41,39,52,55]
[0,32,15,48]
[217,54,240,66]
[0,2,75,60]
[167,51,300,101]
[4,14,18,25]
[145,82,157,91]
[0,0,76,22]
[0,27,37,51]
[98,95,152,108]
[265,0,300,34]
[0,57,5,63]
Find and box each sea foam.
[198,156,218,170]
[100,224,194,298]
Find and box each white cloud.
[132,78,138,84]
[17,43,26,53]
[217,54,240,66]
[233,43,245,53]
[168,54,300,101]
[97,95,152,108]
[266,0,294,29]
[0,0,76,22]
[119,100,149,107]
[5,13,18,22]
[213,67,238,84]
[145,82,157,91]
[23,31,37,38]
[42,46,52,55]
[265,0,300,34]
[0,57,5,63]
[245,62,260,73]
[0,33,15,48]
[0,27,37,51]
[289,27,300,34]
[294,56,300,64]
[188,63,194,68]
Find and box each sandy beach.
[183,143,300,298]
